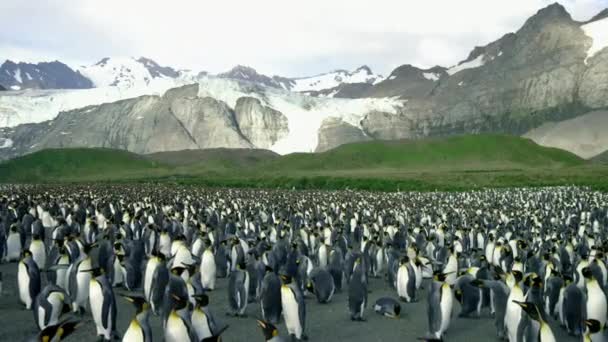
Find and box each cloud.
[1,0,607,76]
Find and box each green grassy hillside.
[0,135,599,191]
[0,148,162,182]
[257,134,584,173]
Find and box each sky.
[1,0,608,77]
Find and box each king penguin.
[426,272,453,340]
[280,274,308,341]
[583,266,608,330]
[121,294,152,342]
[257,319,285,342]
[513,301,556,342]
[18,249,41,310]
[33,284,71,331]
[165,294,197,342]
[348,260,368,321]
[200,243,217,290]
[260,266,282,324]
[374,297,401,319]
[227,261,249,317]
[83,267,117,341]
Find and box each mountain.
[217,65,384,93]
[0,80,403,159]
[145,148,278,167]
[0,84,5,91]
[0,60,93,90]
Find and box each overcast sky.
[1,0,607,77]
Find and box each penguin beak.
[256,320,266,328]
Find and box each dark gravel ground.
[0,261,577,341]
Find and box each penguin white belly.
[30,242,46,270]
[192,309,212,340]
[18,261,32,308]
[200,250,216,290]
[112,258,123,286]
[6,233,21,261]
[318,245,328,268]
[55,257,69,290]
[505,287,524,341]
[396,266,410,301]
[123,320,144,342]
[539,323,556,342]
[75,260,92,309]
[439,284,453,336]
[89,279,110,339]
[444,257,457,285]
[165,313,191,342]
[281,287,302,338]
[144,259,158,301]
[587,283,607,324]
[413,263,422,289]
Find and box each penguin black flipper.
[293,286,306,332]
[428,284,442,335]
[40,295,54,326]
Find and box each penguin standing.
[514,301,556,342]
[260,266,282,324]
[348,262,368,321]
[29,234,47,271]
[121,294,152,342]
[504,270,525,342]
[583,319,608,342]
[143,252,169,315]
[280,274,308,341]
[396,256,416,303]
[85,268,117,341]
[583,267,608,330]
[200,244,217,290]
[426,272,453,340]
[18,250,41,309]
[165,294,197,342]
[5,224,22,262]
[227,262,249,317]
[192,293,221,341]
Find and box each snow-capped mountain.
[0,60,93,90]
[216,65,384,94]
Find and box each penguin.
[513,301,556,342]
[29,233,47,270]
[257,319,285,342]
[165,294,197,342]
[144,251,169,315]
[18,249,41,309]
[454,272,482,318]
[5,223,22,262]
[261,266,282,325]
[348,262,368,321]
[34,319,81,342]
[426,272,453,340]
[121,294,152,342]
[471,277,509,338]
[583,266,608,330]
[327,248,344,292]
[192,293,220,341]
[374,297,401,318]
[561,274,585,336]
[396,256,416,303]
[83,267,117,341]
[280,274,308,341]
[227,261,249,317]
[33,284,71,330]
[504,270,525,342]
[200,243,217,290]
[584,319,608,342]
[306,268,335,303]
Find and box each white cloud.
[1,0,607,76]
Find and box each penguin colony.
[0,185,607,341]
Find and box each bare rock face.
[524,110,608,159]
[361,111,414,140]
[0,84,254,159]
[315,117,369,152]
[234,97,288,149]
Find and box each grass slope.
[0,135,601,191]
[0,148,162,182]
[257,134,583,173]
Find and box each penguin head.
[305,281,314,294]
[582,267,594,280]
[171,266,187,276]
[121,294,148,313]
[280,274,293,285]
[257,320,279,341]
[513,301,542,322]
[512,270,523,283]
[21,249,33,259]
[193,293,209,308]
[454,289,463,304]
[585,319,603,334]
[433,271,448,282]
[40,319,81,342]
[400,256,410,265]
[170,293,189,310]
